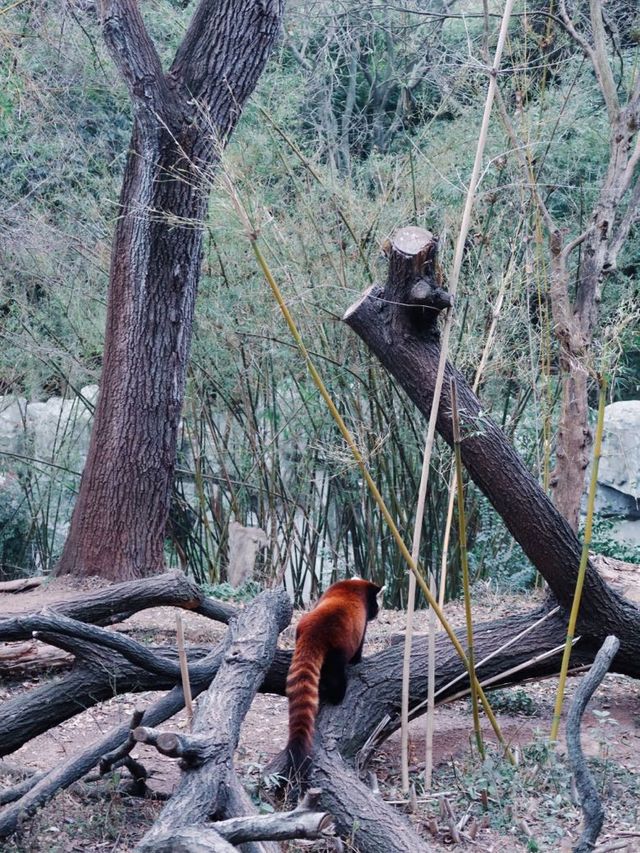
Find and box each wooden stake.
[175,612,193,730]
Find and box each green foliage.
[587,517,640,564]
[0,474,32,579]
[482,688,539,717]
[202,580,262,603]
[1,1,638,598]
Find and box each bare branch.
[620,134,640,194]
[589,0,619,122]
[567,636,620,853]
[0,572,207,639]
[494,88,556,235]
[561,227,591,261]
[214,789,335,844]
[558,0,598,70]
[559,0,619,123]
[137,590,292,849]
[99,0,177,120]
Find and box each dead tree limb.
[0,586,288,842]
[0,641,71,675]
[136,589,292,851]
[0,772,47,807]
[0,627,290,756]
[0,572,235,641]
[312,746,432,852]
[0,641,210,755]
[99,709,145,777]
[214,788,334,844]
[131,827,237,852]
[23,613,188,679]
[343,228,640,669]
[0,577,43,593]
[0,644,219,839]
[567,635,620,853]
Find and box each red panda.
[281,578,381,783]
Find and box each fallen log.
[0,640,212,755]
[214,788,334,844]
[0,641,71,675]
[0,577,44,594]
[135,588,292,852]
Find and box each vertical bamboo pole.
[175,612,194,730]
[401,0,516,789]
[451,379,485,758]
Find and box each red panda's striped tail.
[284,637,323,784]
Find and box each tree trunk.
[537,8,640,530]
[343,228,640,670]
[56,0,283,579]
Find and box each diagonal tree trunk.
[56,0,284,580]
[343,228,640,669]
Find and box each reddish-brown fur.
[283,578,381,781]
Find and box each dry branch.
[0,588,289,840]
[99,709,145,776]
[0,577,43,593]
[214,788,334,844]
[568,635,620,853]
[0,644,221,839]
[0,641,71,675]
[0,572,235,641]
[133,727,205,764]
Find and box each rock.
[0,386,99,575]
[227,521,268,587]
[594,400,640,518]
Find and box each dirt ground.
[1,579,639,852]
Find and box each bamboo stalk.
[424,571,437,788]
[550,374,608,741]
[451,379,485,759]
[400,0,517,787]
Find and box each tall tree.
[499,0,640,531]
[56,0,284,580]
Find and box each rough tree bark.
[56,0,284,579]
[1,577,638,845]
[135,588,291,852]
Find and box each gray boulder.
[594,400,640,518]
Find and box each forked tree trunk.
[56,0,283,579]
